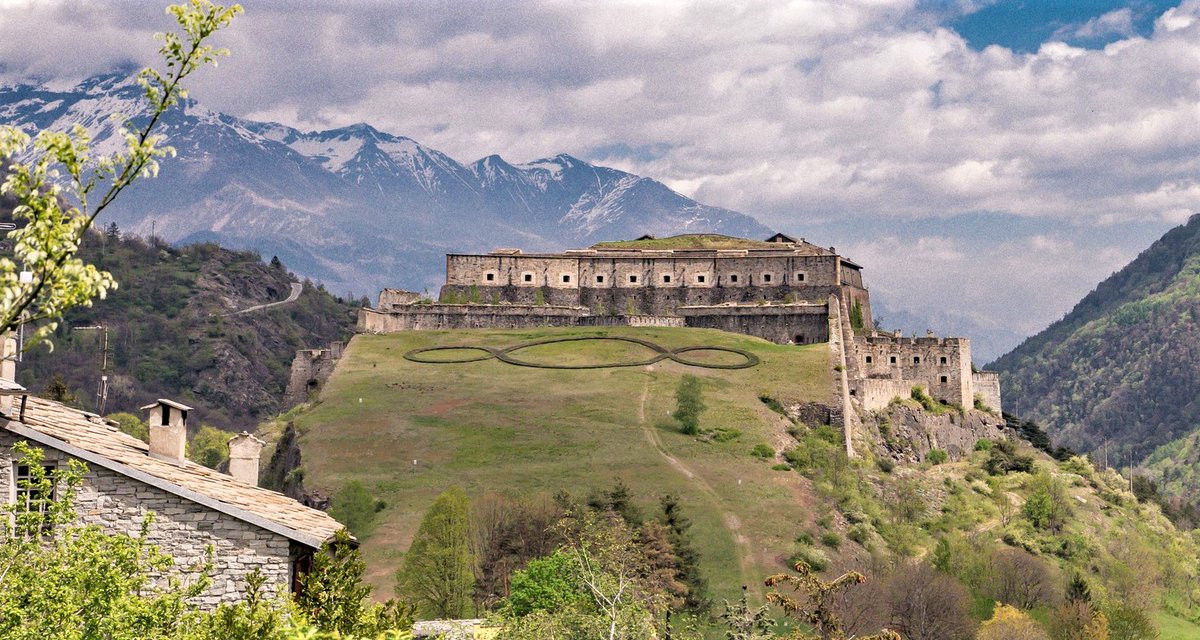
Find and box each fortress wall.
[283,342,344,408]
[577,315,685,328]
[850,335,973,407]
[378,289,423,309]
[676,304,829,344]
[357,305,586,333]
[972,371,1003,415]
[448,255,583,289]
[852,378,915,412]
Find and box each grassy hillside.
[14,227,360,430]
[288,325,1200,635]
[991,214,1200,461]
[294,326,832,600]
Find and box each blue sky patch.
[939,0,1179,52]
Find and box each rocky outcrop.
[862,403,1006,463]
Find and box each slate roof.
[2,396,345,549]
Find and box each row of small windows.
[484,271,808,284]
[864,355,951,365]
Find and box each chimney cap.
[228,431,265,447]
[140,399,194,412]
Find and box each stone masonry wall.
[847,334,973,407]
[851,378,916,412]
[677,304,830,344]
[0,431,293,608]
[972,371,1003,415]
[357,305,587,333]
[283,341,344,408]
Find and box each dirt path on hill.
[637,367,759,597]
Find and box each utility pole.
[73,324,110,414]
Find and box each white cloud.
[2,0,1198,340]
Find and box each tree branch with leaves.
[0,0,241,350]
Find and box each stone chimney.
[141,399,193,463]
[227,432,265,485]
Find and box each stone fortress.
[354,232,1001,419]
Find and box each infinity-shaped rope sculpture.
[403,336,760,370]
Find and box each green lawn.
[294,326,832,600]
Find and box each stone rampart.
[851,378,915,412]
[972,371,1003,415]
[847,333,973,407]
[357,305,587,333]
[0,431,293,609]
[677,303,829,344]
[378,289,423,309]
[578,315,685,328]
[283,341,344,408]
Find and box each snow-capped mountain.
[0,71,770,294]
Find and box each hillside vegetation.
[14,227,359,430]
[992,214,1200,462]
[288,325,1200,637]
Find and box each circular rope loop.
[403,336,760,370]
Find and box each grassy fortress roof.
[590,234,785,251]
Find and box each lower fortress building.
[355,233,1002,427]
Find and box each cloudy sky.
[2,0,1199,358]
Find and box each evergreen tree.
[660,493,709,612]
[673,374,705,435]
[395,486,476,619]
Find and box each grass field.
[1158,610,1200,639]
[294,326,833,600]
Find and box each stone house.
[0,372,346,608]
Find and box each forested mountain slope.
[11,225,358,430]
[991,214,1200,459]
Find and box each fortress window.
[762,273,773,283]
[596,275,605,284]
[940,356,947,365]
[662,274,672,283]
[730,274,739,283]
[629,274,638,284]
[523,273,533,283]
[865,356,873,364]
[940,375,948,384]
[913,356,921,364]
[889,356,897,364]
[796,272,806,282]
[696,274,706,284]
[561,274,571,283]
[484,272,495,282]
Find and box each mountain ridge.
[2,71,772,297]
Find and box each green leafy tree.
[297,529,413,636]
[504,551,586,616]
[1103,603,1158,640]
[1023,471,1072,532]
[189,424,230,469]
[673,374,705,435]
[44,373,80,405]
[0,0,241,350]
[395,486,476,619]
[108,411,148,441]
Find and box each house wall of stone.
[851,378,916,412]
[357,305,586,333]
[0,431,294,609]
[972,371,1003,415]
[848,335,973,407]
[677,304,830,344]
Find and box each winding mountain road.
[227,282,302,316]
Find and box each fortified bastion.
[354,232,1001,415]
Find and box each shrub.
[927,449,948,465]
[795,532,815,546]
[974,393,994,413]
[758,394,787,416]
[771,463,792,471]
[751,444,775,459]
[876,458,895,473]
[974,439,994,451]
[788,546,829,572]
[330,480,381,537]
[819,532,841,550]
[911,386,945,414]
[1104,603,1158,640]
[1023,471,1072,532]
[984,440,1035,475]
[711,427,742,443]
[847,524,873,545]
